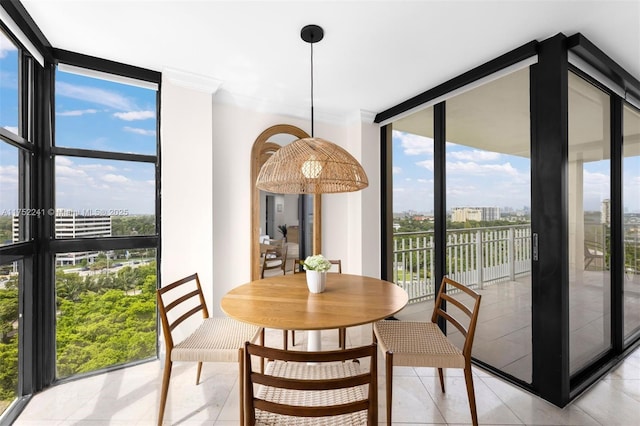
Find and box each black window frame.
[0,2,162,424]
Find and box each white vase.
[306,270,327,293]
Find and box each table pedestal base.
[308,330,321,351]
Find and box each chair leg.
[438,367,445,393]
[238,348,244,426]
[158,357,172,426]
[339,327,346,350]
[385,351,393,426]
[463,365,479,426]
[291,330,296,346]
[282,329,288,349]
[260,329,265,373]
[196,361,203,385]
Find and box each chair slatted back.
[244,342,377,425]
[328,259,342,273]
[157,273,209,348]
[430,276,481,359]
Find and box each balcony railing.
[393,224,532,303]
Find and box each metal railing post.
[476,229,484,289]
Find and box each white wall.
[159,78,215,348]
[162,85,381,316]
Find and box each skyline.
[391,130,639,214]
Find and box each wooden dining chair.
[243,341,378,425]
[373,276,482,426]
[260,243,288,278]
[288,259,344,350]
[157,273,262,426]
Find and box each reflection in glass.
[0,30,19,137]
[446,68,531,383]
[568,71,611,374]
[623,104,640,339]
[55,250,157,379]
[55,66,157,155]
[55,156,156,237]
[0,262,19,414]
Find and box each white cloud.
[123,126,156,136]
[396,132,433,156]
[416,159,433,171]
[114,110,155,121]
[448,150,501,162]
[79,163,117,173]
[56,81,135,110]
[447,161,519,177]
[0,34,18,59]
[51,157,154,214]
[102,174,130,184]
[392,166,402,174]
[56,157,74,167]
[0,165,19,185]
[56,109,98,117]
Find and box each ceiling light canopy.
[255,25,369,195]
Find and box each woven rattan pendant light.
[256,25,369,194]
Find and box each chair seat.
[374,320,465,368]
[253,360,369,425]
[172,317,261,363]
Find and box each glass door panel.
[445,68,532,383]
[623,103,640,340]
[568,71,611,374]
[390,106,436,318]
[0,262,19,416]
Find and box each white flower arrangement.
[302,254,332,272]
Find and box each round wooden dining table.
[220,273,408,350]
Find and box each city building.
[12,209,111,265]
[451,206,500,222]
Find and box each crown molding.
[162,67,222,94]
[213,88,378,127]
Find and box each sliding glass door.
[445,68,532,383]
[623,103,640,341]
[389,106,436,318]
[567,71,612,374]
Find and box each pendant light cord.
[310,39,314,138]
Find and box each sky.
[391,129,625,215]
[1,29,157,215]
[1,29,638,217]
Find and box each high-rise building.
[13,209,111,265]
[451,206,500,222]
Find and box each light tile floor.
[13,326,640,425]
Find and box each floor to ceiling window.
[1,8,161,421]
[379,33,640,407]
[445,67,532,383]
[623,103,640,341]
[567,71,612,375]
[384,68,533,384]
[0,27,30,417]
[52,65,159,379]
[388,106,436,315]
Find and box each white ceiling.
[18,0,640,123]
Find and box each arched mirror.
[251,124,322,280]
